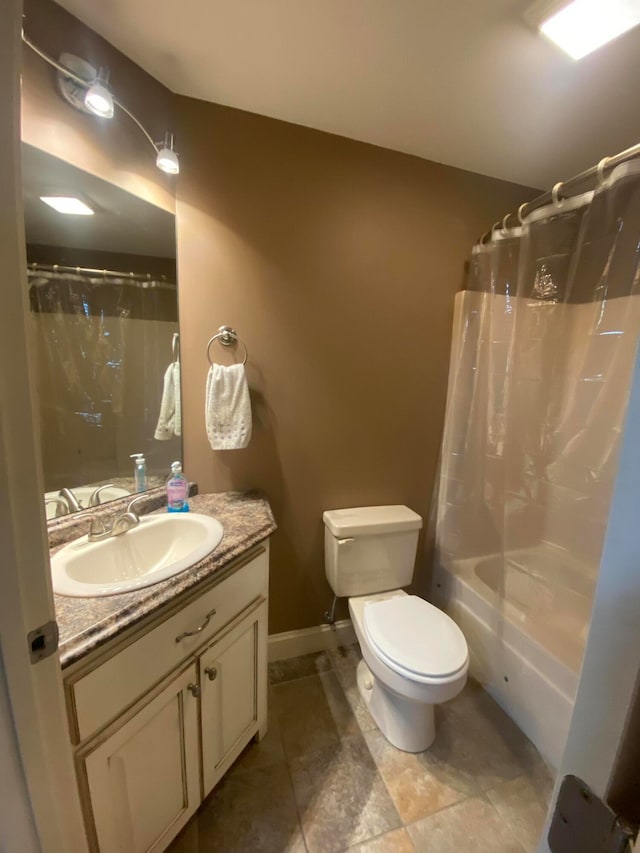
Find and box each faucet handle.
[89,484,115,507]
[88,515,107,538]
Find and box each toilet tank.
[323,506,423,598]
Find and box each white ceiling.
[56,0,640,189]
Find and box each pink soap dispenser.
[166,461,189,512]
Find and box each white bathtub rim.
[434,563,579,702]
[433,563,579,767]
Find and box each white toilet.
[323,505,468,752]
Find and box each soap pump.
[166,461,189,512]
[130,453,147,492]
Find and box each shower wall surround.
[434,163,640,763]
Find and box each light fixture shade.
[156,146,180,175]
[84,79,114,118]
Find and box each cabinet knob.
[187,682,201,698]
[204,666,218,681]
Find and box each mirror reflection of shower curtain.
[436,161,640,687]
[28,271,180,490]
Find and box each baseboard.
[268,620,356,662]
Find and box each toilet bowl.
[323,505,468,752]
[349,590,468,752]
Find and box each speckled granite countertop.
[55,491,276,669]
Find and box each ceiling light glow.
[40,196,95,215]
[539,0,640,59]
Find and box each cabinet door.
[83,664,200,853]
[200,600,268,796]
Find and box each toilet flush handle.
[337,538,355,546]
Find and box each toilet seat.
[363,595,468,681]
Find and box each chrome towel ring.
[206,326,248,366]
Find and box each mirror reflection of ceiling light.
[22,31,180,175]
[40,196,95,215]
[528,0,640,59]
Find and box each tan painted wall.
[175,98,538,634]
[20,0,539,635]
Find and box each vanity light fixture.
[40,196,95,215]
[526,0,640,59]
[155,133,180,175]
[83,69,114,119]
[22,31,180,175]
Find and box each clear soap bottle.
[166,461,189,512]
[130,453,147,492]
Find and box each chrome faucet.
[59,487,81,512]
[89,484,115,507]
[87,496,147,542]
[45,496,69,517]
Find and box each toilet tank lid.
[323,505,423,537]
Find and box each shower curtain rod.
[481,139,640,243]
[27,262,176,286]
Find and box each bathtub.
[432,544,592,767]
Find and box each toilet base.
[356,660,436,753]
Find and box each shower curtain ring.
[552,181,565,207]
[501,213,511,232]
[490,221,501,241]
[517,202,528,225]
[597,156,611,186]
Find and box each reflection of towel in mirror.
[206,363,252,450]
[173,362,182,436]
[154,362,182,440]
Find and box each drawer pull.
[187,682,201,698]
[175,608,217,643]
[204,666,218,681]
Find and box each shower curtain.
[28,270,180,490]
[435,160,640,682]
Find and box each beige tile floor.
[168,645,554,853]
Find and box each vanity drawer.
[68,545,269,744]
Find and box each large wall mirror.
[23,143,182,518]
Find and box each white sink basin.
[51,513,223,597]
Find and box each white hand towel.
[173,361,182,437]
[205,362,252,450]
[154,362,176,440]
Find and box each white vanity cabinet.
[65,543,269,853]
[200,598,268,796]
[82,663,201,853]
